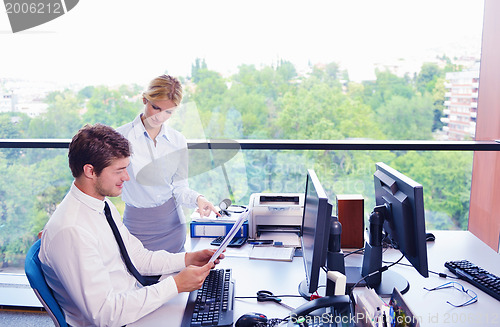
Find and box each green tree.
[375,94,434,140]
[275,60,298,87]
[277,82,343,139]
[0,151,71,266]
[30,155,73,237]
[310,62,342,86]
[0,113,26,161]
[28,90,82,139]
[362,70,415,110]
[416,62,443,95]
[190,68,227,118]
[431,77,446,132]
[191,58,208,83]
[392,151,472,229]
[77,85,95,99]
[82,86,140,128]
[223,87,269,138]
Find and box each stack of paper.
[249,246,295,262]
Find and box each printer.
[248,193,304,242]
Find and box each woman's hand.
[196,195,220,217]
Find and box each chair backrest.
[25,239,68,327]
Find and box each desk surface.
[130,231,500,327]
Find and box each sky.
[0,0,485,87]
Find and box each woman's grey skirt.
[123,198,186,253]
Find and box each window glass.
[0,148,472,274]
[1,1,483,141]
[0,1,483,275]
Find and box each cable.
[343,247,364,257]
[235,294,303,299]
[350,254,405,293]
[382,259,459,279]
[347,254,405,306]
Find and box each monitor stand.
[298,279,313,300]
[345,241,409,296]
[345,266,409,296]
[344,207,410,296]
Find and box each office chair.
[25,239,68,327]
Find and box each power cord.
[343,233,395,258]
[235,291,293,326]
[235,293,303,300]
[235,290,302,311]
[348,254,405,305]
[343,247,364,257]
[381,259,459,279]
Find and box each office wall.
[469,0,500,251]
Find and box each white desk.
[130,231,500,327]
[373,231,500,327]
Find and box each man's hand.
[173,262,213,293]
[196,195,220,217]
[185,249,225,266]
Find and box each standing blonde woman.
[117,75,218,253]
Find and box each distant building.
[0,93,47,117]
[16,102,48,118]
[441,63,480,140]
[0,93,17,112]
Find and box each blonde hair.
[143,75,183,106]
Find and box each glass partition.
[0,146,473,274]
[188,149,473,231]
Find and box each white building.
[0,94,17,113]
[16,102,48,118]
[441,63,480,140]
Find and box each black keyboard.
[210,236,247,247]
[445,260,500,301]
[181,268,234,327]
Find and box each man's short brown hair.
[68,124,131,178]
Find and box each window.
[0,1,484,273]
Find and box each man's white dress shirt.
[39,183,186,327]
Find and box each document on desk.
[249,246,295,262]
[258,232,301,247]
[209,209,249,263]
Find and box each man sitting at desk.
[39,124,223,327]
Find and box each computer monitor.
[374,162,428,277]
[299,163,429,298]
[345,162,429,295]
[298,169,333,299]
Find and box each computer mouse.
[426,232,436,242]
[235,312,267,327]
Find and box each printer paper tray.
[257,225,301,233]
[257,231,301,248]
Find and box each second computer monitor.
[341,162,429,295]
[299,169,333,298]
[374,162,429,278]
